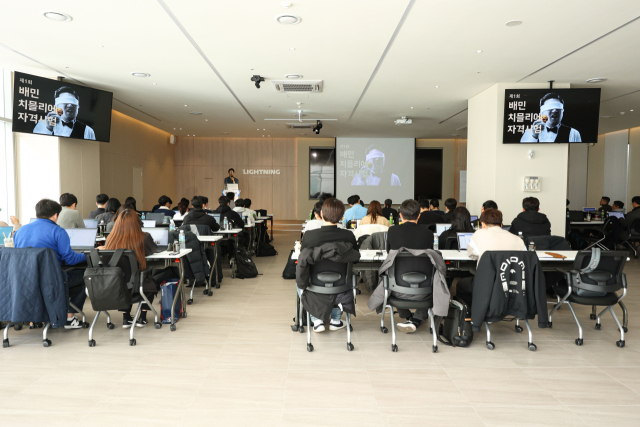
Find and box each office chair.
[621,218,640,259]
[548,249,628,347]
[379,250,438,353]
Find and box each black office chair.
[548,249,628,347]
[444,236,458,250]
[304,259,356,352]
[621,218,640,259]
[528,235,571,251]
[84,249,161,347]
[379,250,438,353]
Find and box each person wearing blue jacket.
[14,199,87,329]
[343,195,368,225]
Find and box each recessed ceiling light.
[152,83,157,85]
[631,110,634,112]
[205,119,209,121]
[281,1,292,8]
[285,74,303,79]
[289,47,296,51]
[586,77,607,83]
[505,20,522,27]
[411,107,414,109]
[42,11,72,22]
[263,129,266,131]
[179,128,182,130]
[173,128,176,130]
[268,135,270,137]
[187,134,190,136]
[276,14,301,25]
[190,112,202,115]
[262,135,265,137]
[97,45,104,48]
[476,50,482,53]
[435,86,439,88]
[131,72,150,78]
[184,105,187,107]
[620,112,625,115]
[257,128,259,130]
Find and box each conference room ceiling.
[2,0,640,139]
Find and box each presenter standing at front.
[224,168,239,186]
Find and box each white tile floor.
[1,234,640,426]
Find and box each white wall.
[603,130,629,205]
[467,83,569,236]
[567,144,588,210]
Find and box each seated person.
[13,199,87,329]
[359,200,390,226]
[429,198,445,215]
[455,208,526,307]
[243,198,257,219]
[417,196,444,226]
[106,203,141,232]
[304,201,325,232]
[153,195,176,218]
[386,199,434,333]
[172,197,189,211]
[200,196,213,213]
[343,195,367,225]
[381,199,398,224]
[233,199,255,225]
[0,213,21,236]
[442,198,457,223]
[103,208,160,327]
[214,196,244,228]
[89,193,108,219]
[226,192,236,209]
[172,199,190,221]
[598,196,612,213]
[299,198,357,332]
[620,196,640,232]
[57,193,86,229]
[509,196,551,239]
[613,200,625,213]
[473,200,498,228]
[183,196,220,231]
[439,207,474,249]
[95,198,121,225]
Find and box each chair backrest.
[185,224,212,236]
[528,235,571,251]
[572,250,627,294]
[444,236,458,250]
[629,218,640,236]
[354,224,388,239]
[387,250,434,296]
[85,249,140,289]
[308,259,353,294]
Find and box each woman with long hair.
[359,200,390,226]
[95,198,121,225]
[104,208,159,327]
[439,206,474,248]
[173,199,190,220]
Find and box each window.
[0,68,16,224]
[309,147,335,199]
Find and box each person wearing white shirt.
[33,87,96,140]
[233,199,255,225]
[56,193,86,229]
[520,93,582,143]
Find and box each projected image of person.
[351,144,401,186]
[520,93,581,143]
[33,87,96,140]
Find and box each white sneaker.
[313,322,325,333]
[329,320,347,331]
[64,316,83,329]
[396,320,417,334]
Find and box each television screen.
[12,71,113,142]
[503,88,600,144]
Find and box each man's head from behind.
[191,196,203,210]
[321,198,345,224]
[481,200,498,213]
[313,200,323,220]
[632,196,640,208]
[430,198,440,211]
[479,208,502,228]
[613,200,625,210]
[235,198,245,208]
[226,192,235,200]
[384,199,392,208]
[600,196,610,206]
[539,93,564,128]
[522,197,540,212]
[59,193,78,209]
[96,193,109,207]
[158,195,172,208]
[347,195,360,207]
[444,198,457,213]
[399,199,420,222]
[55,86,80,122]
[36,199,62,222]
[218,195,230,206]
[418,197,430,212]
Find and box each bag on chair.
[282,250,297,279]
[435,299,473,347]
[83,249,132,311]
[160,280,181,324]
[236,249,259,279]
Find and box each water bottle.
[99,220,105,237]
[586,212,591,222]
[169,219,175,232]
[224,217,229,230]
[141,212,146,220]
[528,241,536,252]
[179,229,186,249]
[174,239,180,252]
[390,215,394,226]
[518,231,524,241]
[433,234,439,250]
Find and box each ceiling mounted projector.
[394,116,412,125]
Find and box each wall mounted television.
[503,88,600,144]
[12,71,113,142]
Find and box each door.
[133,167,143,209]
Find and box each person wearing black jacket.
[300,197,357,333]
[386,199,434,333]
[183,196,220,232]
[381,199,398,224]
[88,193,108,219]
[509,197,551,239]
[442,198,457,223]
[438,207,474,249]
[214,196,244,229]
[417,197,444,226]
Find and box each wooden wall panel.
[193,166,225,202]
[242,173,273,214]
[175,165,196,202]
[272,167,297,219]
[223,138,248,167]
[246,138,272,167]
[272,138,297,166]
[175,137,194,166]
[193,137,222,166]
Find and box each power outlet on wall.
[524,176,540,192]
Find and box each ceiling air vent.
[272,80,323,93]
[286,123,315,129]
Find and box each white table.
[196,235,224,296]
[213,229,243,278]
[571,221,604,225]
[146,249,192,331]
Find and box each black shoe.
[122,314,134,329]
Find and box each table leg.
[170,257,186,331]
[270,217,274,241]
[205,242,217,295]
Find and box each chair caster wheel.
[349,325,353,332]
[381,326,388,333]
[575,338,583,346]
[291,325,299,332]
[155,323,162,329]
[3,339,9,348]
[208,291,213,296]
[215,284,220,289]
[595,323,602,330]
[432,345,438,353]
[347,343,354,351]
[528,342,537,351]
[299,326,305,333]
[88,339,96,347]
[37,322,44,328]
[547,321,552,328]
[170,324,176,332]
[42,339,51,347]
[486,341,495,350]
[391,344,398,352]
[129,339,136,346]
[622,326,628,333]
[590,314,597,320]
[515,325,523,333]
[187,299,193,305]
[307,343,314,352]
[617,340,625,348]
[107,323,115,330]
[83,322,90,329]
[13,324,22,331]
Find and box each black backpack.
[256,241,278,257]
[435,299,473,347]
[282,250,297,279]
[235,249,258,279]
[83,249,134,311]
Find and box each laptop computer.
[145,212,165,225]
[457,232,474,251]
[436,223,451,235]
[208,213,221,223]
[502,225,511,231]
[142,220,156,228]
[67,228,98,251]
[142,228,169,250]
[608,211,625,220]
[83,219,98,228]
[226,183,239,192]
[583,207,596,212]
[470,215,478,222]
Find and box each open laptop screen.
[583,207,596,212]
[608,212,625,219]
[83,219,98,228]
[436,223,451,235]
[208,213,221,223]
[457,232,474,250]
[66,228,97,249]
[470,215,478,222]
[142,220,156,228]
[142,228,169,247]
